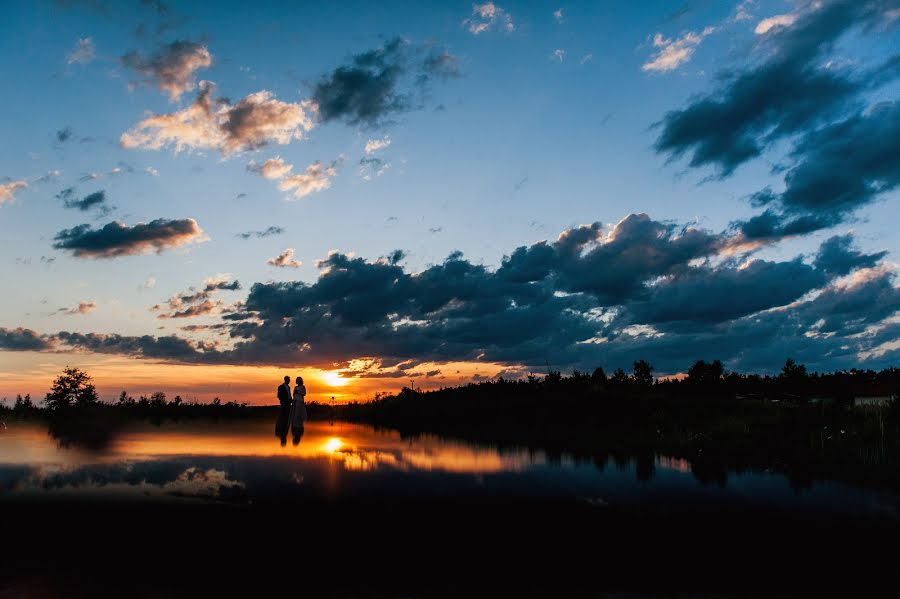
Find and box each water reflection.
[0,419,898,520]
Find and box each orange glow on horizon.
[0,351,513,407]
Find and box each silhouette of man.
[275,375,292,445]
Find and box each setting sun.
[323,371,349,387]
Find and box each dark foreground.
[3,487,899,596]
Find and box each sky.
[1,0,899,404]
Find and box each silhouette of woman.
[292,376,307,435]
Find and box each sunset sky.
[1,0,898,404]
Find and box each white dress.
[291,385,307,429]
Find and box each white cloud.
[553,49,565,62]
[580,53,593,64]
[364,136,392,155]
[248,156,294,179]
[248,155,339,199]
[267,248,301,268]
[67,37,95,65]
[279,161,338,198]
[465,2,515,35]
[145,166,159,176]
[755,13,799,34]
[0,180,27,205]
[553,8,564,23]
[642,27,715,73]
[121,81,316,157]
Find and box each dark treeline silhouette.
[335,359,900,491]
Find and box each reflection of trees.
[336,361,900,492]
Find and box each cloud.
[311,38,458,127]
[150,275,240,319]
[0,180,27,205]
[278,161,338,198]
[814,234,888,277]
[139,276,157,290]
[52,218,206,258]
[246,156,293,180]
[12,215,898,374]
[236,226,284,240]
[121,40,212,101]
[64,301,98,315]
[553,49,565,63]
[311,38,409,126]
[121,81,316,156]
[364,136,391,155]
[642,27,715,72]
[553,8,564,23]
[59,189,109,212]
[67,37,95,64]
[654,0,889,176]
[465,2,515,35]
[267,248,301,268]
[56,127,73,143]
[0,327,52,351]
[421,49,461,80]
[753,101,900,221]
[755,12,799,35]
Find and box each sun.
[323,370,349,387]
[323,437,343,453]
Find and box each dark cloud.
[236,226,285,240]
[312,38,458,126]
[654,0,886,176]
[0,327,52,351]
[55,331,203,360]
[56,127,73,143]
[814,234,888,277]
[757,101,900,218]
[625,258,826,325]
[17,215,897,375]
[60,189,108,212]
[121,40,212,101]
[52,218,205,258]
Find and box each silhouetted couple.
[276,375,307,446]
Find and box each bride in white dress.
[291,376,307,433]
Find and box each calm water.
[1,418,898,521]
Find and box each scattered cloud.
[267,248,301,268]
[67,37,95,65]
[364,136,391,155]
[465,2,515,35]
[246,156,293,180]
[642,26,715,72]
[0,180,27,205]
[52,218,206,258]
[57,188,110,213]
[151,275,241,319]
[121,81,316,156]
[236,226,284,240]
[553,8,564,23]
[0,327,52,351]
[63,301,98,315]
[553,49,565,62]
[121,40,212,101]
[755,12,799,35]
[279,160,339,198]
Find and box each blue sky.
[1,0,898,402]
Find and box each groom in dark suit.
[275,375,292,444]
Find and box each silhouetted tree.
[781,358,808,380]
[44,367,99,410]
[591,367,607,382]
[688,360,725,385]
[632,360,654,387]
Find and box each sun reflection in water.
[323,437,343,453]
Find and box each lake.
[2,417,898,523]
